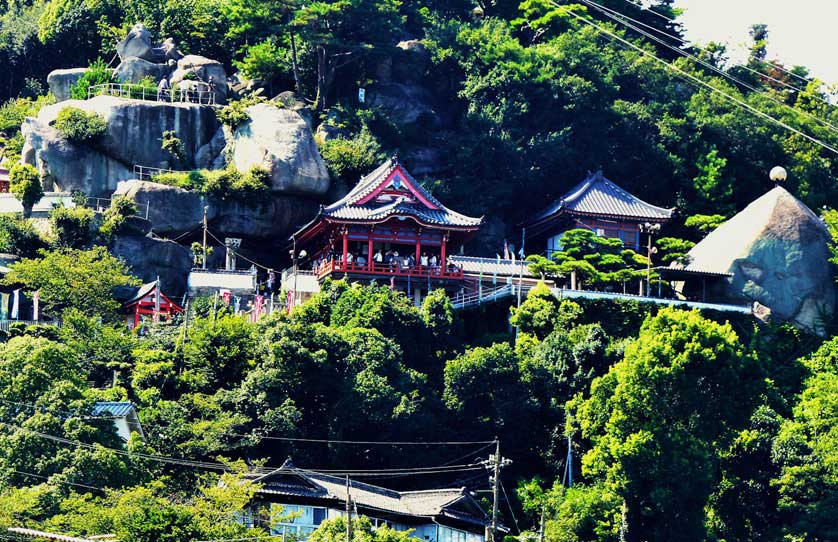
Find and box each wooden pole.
[345,476,352,542]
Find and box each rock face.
[114,180,320,240]
[366,82,439,128]
[231,104,330,196]
[678,186,836,333]
[110,234,193,296]
[171,55,228,104]
[114,57,170,84]
[117,24,156,62]
[22,96,222,195]
[47,68,89,102]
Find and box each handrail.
[133,164,185,181]
[315,258,465,281]
[87,83,216,105]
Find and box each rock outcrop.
[231,104,330,196]
[47,68,89,102]
[116,23,156,62]
[114,57,171,84]
[110,234,193,295]
[171,55,228,104]
[113,180,320,240]
[22,96,222,195]
[677,186,836,333]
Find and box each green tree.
[310,515,420,542]
[9,163,43,218]
[574,308,762,541]
[50,205,96,248]
[4,247,140,321]
[0,213,47,257]
[291,0,404,110]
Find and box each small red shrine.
[291,158,483,287]
[123,281,184,329]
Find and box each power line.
[0,398,122,421]
[227,432,497,446]
[7,469,106,492]
[557,3,838,156]
[205,229,275,272]
[499,478,521,534]
[579,0,838,132]
[614,0,819,87]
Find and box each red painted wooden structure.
[123,282,184,329]
[291,158,482,285]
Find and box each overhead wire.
[555,3,838,156]
[226,433,496,446]
[8,469,106,492]
[205,229,276,272]
[498,478,521,534]
[615,0,820,88]
[578,0,838,132]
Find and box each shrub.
[0,214,48,257]
[161,130,186,166]
[318,128,383,181]
[54,107,108,143]
[9,164,43,217]
[50,205,96,248]
[151,166,270,201]
[100,196,139,238]
[70,58,114,100]
[215,95,266,129]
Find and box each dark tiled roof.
[532,171,673,223]
[91,401,137,417]
[320,158,482,229]
[253,460,488,526]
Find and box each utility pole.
[515,228,526,343]
[537,506,545,542]
[483,440,512,542]
[345,476,352,542]
[202,205,209,269]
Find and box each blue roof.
[532,171,674,223]
[91,401,136,417]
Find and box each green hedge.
[151,166,271,202]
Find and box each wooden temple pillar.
[415,229,422,266]
[341,228,349,264]
[367,229,374,271]
[440,232,449,270]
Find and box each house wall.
[252,502,484,542]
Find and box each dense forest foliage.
[2,0,838,541]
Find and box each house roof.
[91,401,137,418]
[294,158,482,238]
[449,256,538,278]
[252,460,489,527]
[530,171,673,226]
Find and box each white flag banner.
[11,289,20,320]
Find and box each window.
[547,233,564,257]
[270,504,330,540]
[312,508,326,526]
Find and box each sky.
[674,0,838,84]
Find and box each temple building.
[525,171,673,256]
[286,158,483,304]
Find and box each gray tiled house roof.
[533,171,674,223]
[252,460,489,527]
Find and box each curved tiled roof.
[319,158,482,229]
[252,460,489,527]
[533,171,673,222]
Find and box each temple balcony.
[315,258,465,281]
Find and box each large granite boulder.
[117,24,156,62]
[114,180,319,240]
[231,104,330,196]
[171,55,228,104]
[114,57,171,84]
[110,234,193,296]
[20,118,133,196]
[677,186,836,333]
[22,96,222,194]
[47,68,89,102]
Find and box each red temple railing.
[316,258,464,281]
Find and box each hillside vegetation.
[1,1,838,541]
